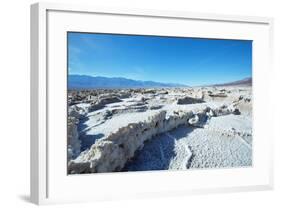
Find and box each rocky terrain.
[67,86,252,174]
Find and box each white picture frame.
[30,2,274,205]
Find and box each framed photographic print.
[30,2,274,205]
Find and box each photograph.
[67,32,252,174]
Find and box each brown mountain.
[213,77,252,86]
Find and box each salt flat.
[125,114,252,171]
[67,86,252,174]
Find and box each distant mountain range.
[68,74,252,89]
[68,75,188,89]
[213,77,252,86]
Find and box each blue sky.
[68,32,252,86]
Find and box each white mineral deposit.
[67,84,252,174]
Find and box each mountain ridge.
[68,74,188,89]
[68,74,252,89]
[213,77,252,86]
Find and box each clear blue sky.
[68,32,252,86]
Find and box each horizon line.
[69,73,252,87]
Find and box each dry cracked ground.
[67,86,252,174]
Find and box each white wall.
[0,0,280,207]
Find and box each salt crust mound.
[67,117,80,160]
[68,104,239,174]
[124,114,252,171]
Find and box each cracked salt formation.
[67,86,252,174]
[125,115,252,171]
